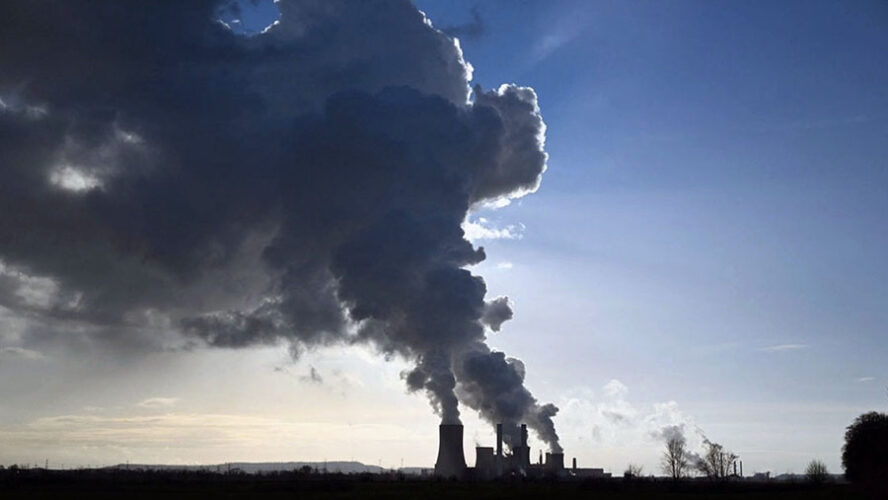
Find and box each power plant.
[434,424,468,478]
[434,423,610,479]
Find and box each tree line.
[651,409,887,496]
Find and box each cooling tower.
[475,446,495,479]
[435,424,467,478]
[546,452,564,471]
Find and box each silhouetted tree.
[842,411,888,489]
[695,441,737,479]
[624,463,644,478]
[805,459,829,484]
[661,434,690,479]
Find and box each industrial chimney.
[546,452,564,471]
[495,423,503,475]
[511,423,530,470]
[435,424,467,478]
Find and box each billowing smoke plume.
[0,0,559,450]
[481,296,514,333]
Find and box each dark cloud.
[481,296,513,332]
[404,350,462,424]
[455,347,562,451]
[0,0,558,450]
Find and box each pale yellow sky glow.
[0,345,458,468]
[0,340,853,473]
[1,412,432,467]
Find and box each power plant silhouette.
[434,423,609,479]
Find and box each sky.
[1,0,886,475]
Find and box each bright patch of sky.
[217,0,281,36]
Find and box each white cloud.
[478,197,512,210]
[49,165,103,192]
[45,122,147,195]
[496,261,514,270]
[136,397,180,409]
[856,377,875,383]
[558,380,703,455]
[525,12,589,68]
[758,343,808,352]
[531,33,573,63]
[603,379,629,399]
[461,217,524,242]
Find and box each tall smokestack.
[435,424,467,478]
[572,457,577,470]
[511,423,530,469]
[495,423,503,476]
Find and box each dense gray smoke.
[0,0,559,451]
[481,297,514,333]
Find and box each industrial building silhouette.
[434,423,610,479]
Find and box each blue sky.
[416,0,888,472]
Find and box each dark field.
[0,470,870,499]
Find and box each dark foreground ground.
[0,470,872,499]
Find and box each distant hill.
[108,461,388,474]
